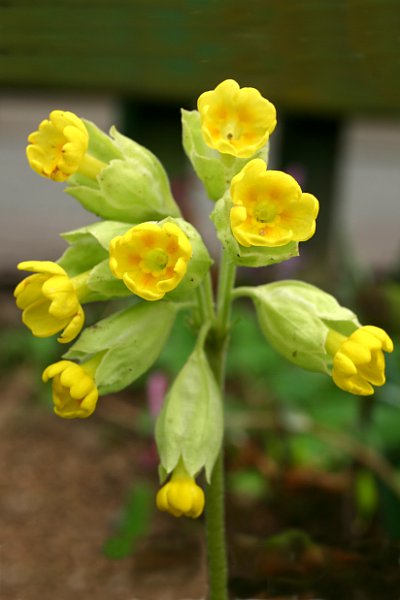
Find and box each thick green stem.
[205,251,237,600]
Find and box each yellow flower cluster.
[156,467,205,518]
[109,222,192,301]
[42,359,99,418]
[14,261,85,343]
[198,79,276,158]
[230,159,319,248]
[328,326,393,396]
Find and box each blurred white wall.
[0,94,118,272]
[337,119,400,269]
[1,94,399,275]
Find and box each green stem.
[205,250,236,600]
[195,271,215,326]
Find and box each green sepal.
[58,221,133,295]
[64,301,178,395]
[87,260,132,298]
[160,217,213,301]
[155,338,223,482]
[243,280,360,373]
[85,119,124,163]
[66,125,180,222]
[61,220,133,251]
[182,109,270,202]
[211,193,299,267]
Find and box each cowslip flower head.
[42,359,99,418]
[26,110,105,182]
[326,326,394,396]
[197,79,277,158]
[230,159,319,248]
[14,261,86,343]
[109,222,192,301]
[156,464,205,518]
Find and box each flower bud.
[326,326,393,396]
[156,462,205,518]
[42,358,100,418]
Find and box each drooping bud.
[42,357,100,418]
[241,280,360,373]
[241,279,394,395]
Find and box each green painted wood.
[1,0,400,114]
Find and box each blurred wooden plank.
[1,0,400,114]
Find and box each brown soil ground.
[1,367,207,600]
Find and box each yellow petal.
[18,260,67,277]
[58,306,85,344]
[23,300,68,338]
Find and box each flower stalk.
[200,251,236,600]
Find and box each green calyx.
[182,109,270,202]
[155,332,223,482]
[236,280,360,373]
[66,122,181,223]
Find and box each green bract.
[64,301,178,395]
[67,123,181,223]
[182,109,270,202]
[211,193,299,267]
[240,280,360,373]
[59,221,133,299]
[155,340,223,482]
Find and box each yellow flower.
[197,79,277,158]
[42,359,99,418]
[14,261,86,343]
[26,110,105,182]
[230,159,319,248]
[326,326,394,395]
[156,467,205,518]
[109,222,192,301]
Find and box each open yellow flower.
[326,326,394,395]
[42,359,99,418]
[109,222,192,301]
[230,159,319,248]
[197,79,277,158]
[26,110,105,181]
[156,465,205,518]
[14,261,86,343]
